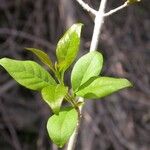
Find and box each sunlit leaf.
[47,107,78,148]
[41,84,68,114]
[0,58,56,90]
[56,23,83,72]
[76,77,132,99]
[71,51,103,92]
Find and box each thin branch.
[66,122,79,150]
[90,0,108,51]
[66,108,81,150]
[76,0,97,16]
[104,2,128,17]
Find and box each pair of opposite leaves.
[0,23,132,148]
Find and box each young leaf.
[127,0,141,4]
[41,84,68,114]
[76,77,132,99]
[25,48,54,71]
[47,107,78,148]
[56,23,83,72]
[0,58,56,91]
[71,51,103,92]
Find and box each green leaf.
[56,23,83,72]
[41,84,68,114]
[47,107,78,148]
[127,0,141,4]
[71,51,103,92]
[25,48,54,71]
[76,77,132,99]
[0,58,56,90]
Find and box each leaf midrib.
[12,65,50,85]
[59,111,68,146]
[77,55,96,90]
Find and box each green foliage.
[0,58,56,90]
[56,23,83,73]
[76,77,132,99]
[0,23,132,148]
[47,107,78,148]
[26,48,54,71]
[41,84,68,114]
[71,51,103,92]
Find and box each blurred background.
[0,0,150,150]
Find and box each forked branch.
[76,0,97,16]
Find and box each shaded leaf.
[56,23,83,72]
[41,84,68,114]
[47,107,78,148]
[76,77,132,99]
[71,51,103,92]
[0,58,56,90]
[26,48,54,71]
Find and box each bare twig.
[104,2,128,17]
[76,0,97,16]
[90,0,108,51]
[66,106,82,150]
[66,122,79,150]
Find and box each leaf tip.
[124,79,133,88]
[24,47,38,52]
[71,23,83,37]
[0,57,8,65]
[24,47,35,52]
[24,47,29,50]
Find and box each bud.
[127,0,141,4]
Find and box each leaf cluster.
[0,23,132,148]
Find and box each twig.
[104,2,128,17]
[76,0,97,16]
[66,97,83,150]
[67,107,81,150]
[66,122,79,150]
[90,0,108,51]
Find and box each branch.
[66,122,79,150]
[104,2,128,17]
[90,0,108,51]
[76,0,97,16]
[66,107,82,150]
